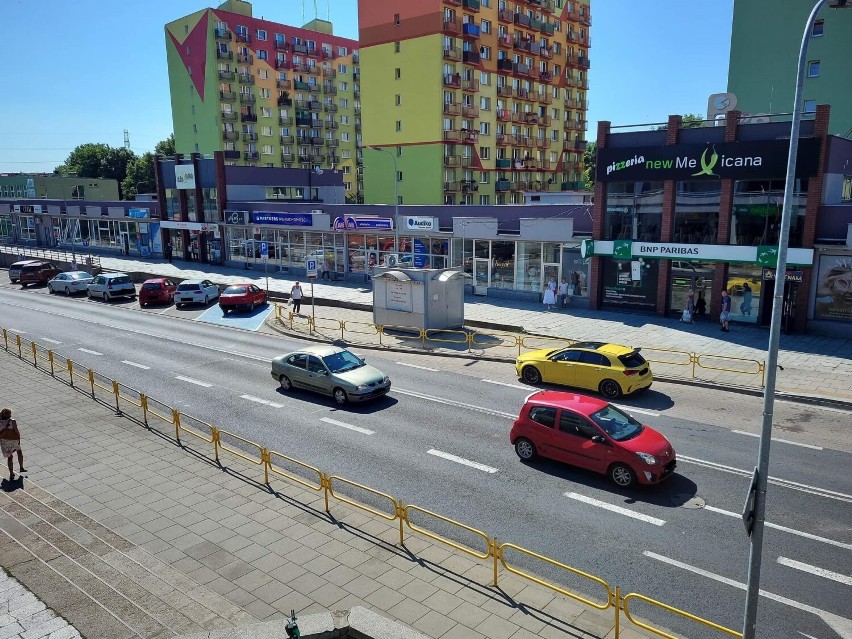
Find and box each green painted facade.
[0,176,119,201]
[363,145,445,205]
[727,0,852,136]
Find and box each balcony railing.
[282,152,295,162]
[240,93,256,104]
[311,138,324,146]
[443,131,461,142]
[276,79,291,90]
[296,118,313,127]
[275,59,291,70]
[278,97,293,107]
[463,78,479,92]
[324,68,337,78]
[281,135,294,144]
[293,44,309,54]
[217,50,233,60]
[236,32,252,44]
[274,40,290,51]
[443,47,461,61]
[498,8,513,22]
[238,73,255,84]
[445,0,462,5]
[511,112,525,123]
[322,51,337,60]
[222,131,239,141]
[324,121,339,130]
[536,138,550,149]
[443,18,462,35]
[462,0,480,10]
[461,130,479,144]
[578,57,590,69]
[242,132,258,142]
[215,29,232,41]
[221,111,237,122]
[497,34,513,48]
[309,101,322,111]
[240,113,257,122]
[496,159,512,168]
[244,152,260,161]
[496,179,511,191]
[237,54,253,64]
[497,134,514,146]
[444,181,460,192]
[462,23,481,39]
[323,85,337,95]
[218,70,235,81]
[462,50,480,64]
[462,105,479,118]
[496,109,510,121]
[497,85,513,98]
[220,90,236,101]
[497,59,513,72]
[514,13,531,27]
[324,103,338,113]
[461,180,479,192]
[443,102,461,116]
[443,154,461,166]
[443,74,462,88]
[326,139,340,148]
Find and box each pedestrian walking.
[542,283,556,310]
[70,258,78,271]
[165,242,173,263]
[0,408,26,482]
[321,258,331,280]
[695,291,707,319]
[557,277,570,309]
[571,271,582,296]
[682,287,696,323]
[740,282,753,316]
[290,281,303,314]
[720,290,732,332]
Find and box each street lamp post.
[367,146,401,262]
[742,2,848,638]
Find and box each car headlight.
[382,376,390,385]
[356,384,370,391]
[636,452,657,465]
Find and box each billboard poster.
[600,258,658,310]
[814,255,852,323]
[175,165,196,190]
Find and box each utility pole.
[123,129,130,150]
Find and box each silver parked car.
[87,273,136,301]
[8,259,39,284]
[48,271,95,296]
[271,345,391,405]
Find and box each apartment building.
[165,0,363,202]
[359,0,590,205]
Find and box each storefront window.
[202,188,218,222]
[601,257,659,311]
[605,182,663,241]
[725,265,762,325]
[18,216,36,241]
[186,193,197,222]
[515,241,542,291]
[163,189,179,220]
[562,246,588,297]
[674,181,721,244]
[732,180,807,248]
[491,241,515,288]
[0,215,13,239]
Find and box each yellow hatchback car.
[516,341,653,399]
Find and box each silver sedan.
[271,345,391,405]
[47,271,95,296]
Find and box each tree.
[122,153,156,200]
[656,113,705,131]
[582,141,597,191]
[101,147,137,185]
[154,134,176,157]
[54,143,113,178]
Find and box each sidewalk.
[0,345,668,639]
[8,246,852,403]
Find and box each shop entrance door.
[542,262,561,288]
[473,258,490,295]
[760,280,799,333]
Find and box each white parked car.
[48,271,95,296]
[175,279,220,307]
[87,273,136,301]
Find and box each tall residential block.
[727,0,852,136]
[359,0,590,205]
[166,0,363,202]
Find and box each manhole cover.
[671,494,705,509]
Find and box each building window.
[808,60,820,77]
[261,107,272,117]
[481,46,491,60]
[812,19,824,36]
[397,146,403,156]
[479,122,490,135]
[480,71,491,86]
[261,126,272,136]
[193,124,197,132]
[480,96,491,110]
[479,171,489,183]
[481,20,491,34]
[394,41,401,53]
[803,99,817,113]
[397,195,403,205]
[397,171,403,182]
[256,29,267,41]
[480,195,489,205]
[395,68,401,79]
[258,69,269,80]
[341,132,350,142]
[338,64,348,73]
[257,50,268,60]
[396,120,402,131]
[394,13,400,25]
[479,146,490,159]
[841,176,852,202]
[395,94,401,105]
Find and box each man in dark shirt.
[720,290,732,332]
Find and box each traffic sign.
[260,241,268,262]
[306,258,318,279]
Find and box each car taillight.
[108,282,113,289]
[623,369,639,376]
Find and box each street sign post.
[260,242,269,294]
[742,467,759,537]
[306,259,317,320]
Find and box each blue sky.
[0,0,733,173]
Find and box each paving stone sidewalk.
[0,351,666,639]
[0,570,81,639]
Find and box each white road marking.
[121,360,150,370]
[482,379,530,390]
[678,455,852,503]
[702,505,852,550]
[777,557,852,586]
[77,348,102,355]
[240,394,284,409]
[427,449,498,474]
[40,338,62,345]
[566,492,666,526]
[612,404,660,417]
[319,417,374,435]
[175,375,213,388]
[8,329,26,334]
[644,551,852,639]
[393,388,516,419]
[730,430,823,450]
[396,362,440,372]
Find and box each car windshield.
[322,350,364,373]
[224,286,247,295]
[589,405,643,442]
[177,283,200,291]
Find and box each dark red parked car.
[219,283,267,313]
[138,278,177,307]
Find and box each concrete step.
[0,482,257,638]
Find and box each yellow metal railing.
[0,326,745,639]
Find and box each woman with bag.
[0,408,26,481]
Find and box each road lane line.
[175,375,213,388]
[77,348,103,355]
[121,360,150,370]
[678,455,852,503]
[396,362,440,372]
[319,417,374,435]
[482,379,530,390]
[612,404,660,417]
[643,551,852,638]
[566,492,666,526]
[393,388,516,419]
[777,557,852,586]
[427,449,498,474]
[702,505,852,550]
[730,430,823,450]
[240,394,284,409]
[40,337,62,345]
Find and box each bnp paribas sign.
[596,138,820,182]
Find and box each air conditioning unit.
[386,254,399,268]
[310,209,322,215]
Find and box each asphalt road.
[2,281,851,639]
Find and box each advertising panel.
[250,211,313,226]
[814,255,852,323]
[601,258,658,311]
[174,165,196,190]
[333,216,393,230]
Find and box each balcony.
[462,105,479,118]
[461,130,479,144]
[443,47,461,61]
[445,0,461,5]
[511,112,525,124]
[497,59,513,72]
[536,138,550,149]
[461,180,479,192]
[274,40,290,51]
[280,135,294,144]
[443,154,461,166]
[218,70,235,81]
[242,132,258,142]
[444,181,460,192]
[514,63,531,76]
[497,134,513,146]
[240,93,256,104]
[497,34,513,49]
[516,87,531,100]
[311,138,324,146]
[298,155,311,163]
[326,139,340,148]
[540,114,552,126]
[323,85,337,95]
[443,130,461,143]
[530,17,543,30]
[498,8,513,23]
[462,23,481,39]
[497,85,513,98]
[276,79,291,90]
[322,50,337,60]
[440,17,463,37]
[244,152,260,161]
[353,52,360,63]
[538,92,553,105]
[443,102,461,116]
[307,65,321,75]
[496,109,510,122]
[278,97,293,108]
[309,101,322,111]
[463,78,479,92]
[540,47,552,60]
[238,73,255,84]
[217,50,233,61]
[512,181,528,191]
[281,152,295,162]
[240,112,257,122]
[462,50,480,64]
[237,53,253,64]
[524,112,540,124]
[221,111,237,122]
[578,57,590,69]
[443,74,462,88]
[461,156,474,168]
[215,29,232,41]
[542,21,556,36]
[292,44,309,55]
[236,33,252,44]
[222,131,238,141]
[328,154,341,164]
[275,59,291,70]
[541,0,556,13]
[514,37,532,52]
[220,90,236,101]
[496,158,512,168]
[514,13,531,27]
[324,103,338,113]
[462,0,480,10]
[296,117,313,127]
[324,120,339,130]
[561,180,582,191]
[324,68,337,78]
[496,179,511,192]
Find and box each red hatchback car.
[138,278,177,307]
[219,283,267,313]
[510,391,676,488]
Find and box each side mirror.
[591,435,606,444]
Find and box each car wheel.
[278,375,292,391]
[514,437,537,461]
[521,366,542,385]
[250,301,256,311]
[103,292,109,302]
[599,379,622,400]
[609,463,636,488]
[204,295,209,305]
[65,287,71,296]
[333,387,348,405]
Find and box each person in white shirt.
[290,282,303,314]
[557,277,570,309]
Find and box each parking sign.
[306,259,318,279]
[260,241,268,262]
